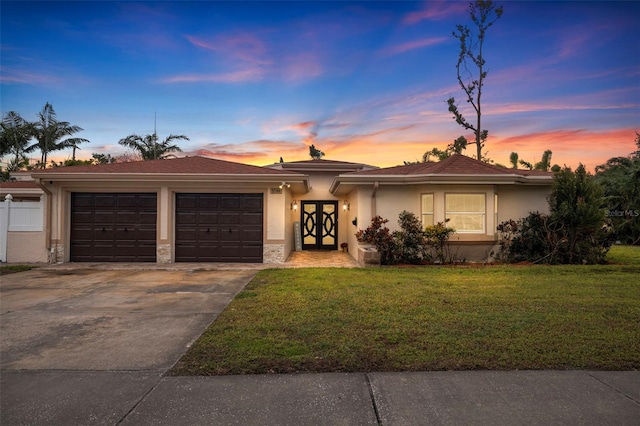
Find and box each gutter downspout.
[35,181,54,263]
[371,181,379,218]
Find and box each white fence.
[1,195,44,262]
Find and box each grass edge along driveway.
[172,246,640,375]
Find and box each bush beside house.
[498,165,612,264]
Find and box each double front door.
[301,201,338,250]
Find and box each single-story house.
[1,154,553,264]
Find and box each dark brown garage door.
[70,193,157,262]
[175,193,263,262]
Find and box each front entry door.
[301,201,338,250]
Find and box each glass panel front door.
[302,201,338,250]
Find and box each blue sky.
[1,1,638,171]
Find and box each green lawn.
[173,246,638,375]
[0,264,38,275]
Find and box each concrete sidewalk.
[2,370,639,425]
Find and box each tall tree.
[0,111,34,170]
[118,133,187,160]
[28,102,89,168]
[447,0,503,161]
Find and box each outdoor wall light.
[291,200,298,210]
[343,201,350,211]
[279,181,290,189]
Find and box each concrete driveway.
[1,266,256,371]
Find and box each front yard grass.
[0,264,38,275]
[172,247,640,375]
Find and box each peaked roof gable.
[346,154,554,177]
[266,158,378,173]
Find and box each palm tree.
[509,152,519,169]
[534,150,553,171]
[28,102,89,168]
[0,111,34,170]
[118,133,188,160]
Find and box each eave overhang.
[0,186,44,197]
[32,173,311,193]
[330,173,553,196]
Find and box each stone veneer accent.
[48,243,65,263]
[358,246,381,267]
[263,244,285,264]
[156,243,172,263]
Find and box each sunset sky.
[1,1,638,172]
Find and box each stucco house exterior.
[1,154,553,264]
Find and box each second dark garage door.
[175,193,263,262]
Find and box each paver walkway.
[285,250,359,268]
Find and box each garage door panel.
[198,212,219,225]
[219,197,241,209]
[242,212,263,225]
[242,229,262,241]
[116,195,139,207]
[137,195,157,208]
[93,211,115,223]
[73,194,93,207]
[197,196,219,209]
[242,197,263,209]
[175,193,263,262]
[220,213,242,225]
[177,196,197,209]
[219,228,240,242]
[70,193,156,262]
[197,229,220,241]
[116,211,138,224]
[94,195,116,207]
[176,212,197,225]
[139,212,157,224]
[92,227,114,241]
[242,246,263,258]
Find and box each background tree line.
[1,103,188,180]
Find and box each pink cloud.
[403,1,467,25]
[0,67,61,85]
[379,37,448,56]
[280,121,318,134]
[162,68,266,83]
[282,52,325,82]
[185,33,270,65]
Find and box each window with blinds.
[445,193,485,233]
[421,193,434,227]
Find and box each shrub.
[357,212,457,265]
[424,220,456,264]
[499,165,613,264]
[393,210,431,264]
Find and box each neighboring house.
[0,180,47,263]
[3,154,553,264]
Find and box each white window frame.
[421,193,434,227]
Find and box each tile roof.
[30,156,303,175]
[347,154,554,177]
